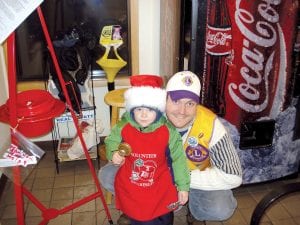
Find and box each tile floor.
[0,142,300,225]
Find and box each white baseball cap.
[166,71,201,103]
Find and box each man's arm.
[190,118,242,190]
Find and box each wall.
[160,0,181,76]
[137,0,181,76]
[138,0,160,74]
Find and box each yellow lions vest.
[184,105,216,171]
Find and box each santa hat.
[166,71,201,103]
[124,75,166,112]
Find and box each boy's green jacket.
[105,112,190,192]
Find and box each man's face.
[165,95,197,129]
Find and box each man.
[99,71,242,224]
[165,71,242,222]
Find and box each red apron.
[115,123,178,221]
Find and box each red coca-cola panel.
[216,0,298,130]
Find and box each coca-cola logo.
[206,25,232,55]
[228,0,285,113]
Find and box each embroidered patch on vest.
[185,144,209,162]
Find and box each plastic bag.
[0,130,45,184]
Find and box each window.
[16,0,130,81]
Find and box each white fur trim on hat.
[166,71,201,97]
[124,86,166,112]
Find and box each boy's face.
[133,107,157,128]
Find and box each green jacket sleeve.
[167,122,191,192]
[104,114,127,161]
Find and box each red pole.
[36,6,113,224]
[7,32,25,225]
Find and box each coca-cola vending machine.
[183,0,300,184]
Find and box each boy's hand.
[112,151,125,166]
[178,191,189,205]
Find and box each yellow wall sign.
[100,25,123,47]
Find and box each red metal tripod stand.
[6,5,113,225]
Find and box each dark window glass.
[16,0,130,81]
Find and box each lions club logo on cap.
[181,75,193,87]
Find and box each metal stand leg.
[250,182,300,225]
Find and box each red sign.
[203,0,299,130]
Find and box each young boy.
[104,74,190,225]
